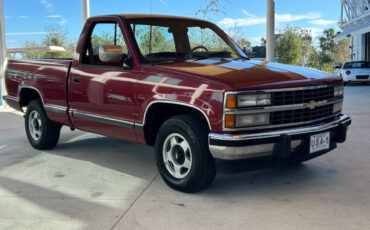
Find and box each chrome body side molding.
[2,96,19,104]
[71,110,142,129]
[44,105,67,114]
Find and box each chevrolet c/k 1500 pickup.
[3,14,351,192]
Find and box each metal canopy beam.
[266,0,275,62]
[0,0,7,108]
[81,0,90,27]
[7,46,66,53]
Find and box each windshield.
[344,62,370,69]
[127,18,246,62]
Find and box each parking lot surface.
[0,85,369,230]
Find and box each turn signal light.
[225,114,236,128]
[226,94,236,109]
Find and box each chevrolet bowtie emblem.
[307,100,317,110]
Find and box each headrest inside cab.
[99,45,124,63]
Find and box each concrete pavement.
[0,85,369,230]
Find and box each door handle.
[73,76,81,83]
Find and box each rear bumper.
[343,75,370,82]
[209,114,351,165]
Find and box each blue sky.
[3,0,341,48]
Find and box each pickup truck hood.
[155,59,340,90]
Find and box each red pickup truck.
[3,14,351,192]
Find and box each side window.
[82,22,129,66]
[131,24,176,56]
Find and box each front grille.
[271,104,334,125]
[272,87,334,106]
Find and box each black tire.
[25,100,61,150]
[155,115,216,193]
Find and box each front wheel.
[155,115,215,193]
[25,100,61,150]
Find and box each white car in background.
[335,61,370,85]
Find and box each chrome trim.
[209,140,304,160]
[18,86,45,105]
[3,96,19,104]
[142,100,212,130]
[224,98,343,115]
[134,123,144,130]
[211,114,350,142]
[222,84,341,131]
[210,143,275,160]
[72,110,135,129]
[44,105,67,114]
[225,83,340,94]
[209,114,351,160]
[225,113,341,131]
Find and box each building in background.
[334,0,370,61]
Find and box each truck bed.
[5,59,72,124]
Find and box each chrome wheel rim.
[28,110,42,141]
[162,133,192,179]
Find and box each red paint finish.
[4,14,343,145]
[5,59,72,126]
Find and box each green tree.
[236,38,251,48]
[275,27,312,65]
[22,26,76,59]
[260,37,266,46]
[195,0,229,20]
[22,41,40,59]
[308,28,350,72]
[134,26,175,55]
[91,31,127,55]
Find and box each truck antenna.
[150,0,152,15]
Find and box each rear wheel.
[25,100,61,150]
[155,115,215,193]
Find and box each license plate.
[310,132,330,153]
[356,75,369,79]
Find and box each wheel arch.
[18,86,44,107]
[142,101,212,146]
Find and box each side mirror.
[99,45,124,63]
[243,46,253,58]
[334,65,341,69]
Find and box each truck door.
[68,20,138,142]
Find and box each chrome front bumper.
[209,114,351,160]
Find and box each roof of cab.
[122,14,204,21]
[90,14,207,22]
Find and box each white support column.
[81,0,90,27]
[0,0,8,108]
[266,0,275,62]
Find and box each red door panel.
[68,66,138,142]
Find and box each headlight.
[226,93,271,108]
[225,113,270,128]
[236,113,270,127]
[334,85,344,97]
[333,102,343,113]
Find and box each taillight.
[346,70,351,75]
